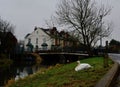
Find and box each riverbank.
[7,57,113,87]
[0,54,13,69]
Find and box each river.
[0,53,81,87]
[0,60,44,87]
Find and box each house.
[0,31,17,56]
[109,39,120,53]
[24,27,78,52]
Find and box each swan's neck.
[77,61,80,65]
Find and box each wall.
[24,28,53,51]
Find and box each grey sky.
[0,0,59,40]
[0,0,120,43]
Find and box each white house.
[24,27,53,52]
[24,27,78,52]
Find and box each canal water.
[0,60,44,87]
[0,53,80,87]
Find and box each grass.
[8,57,113,87]
[0,54,13,70]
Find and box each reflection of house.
[24,27,78,52]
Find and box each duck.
[75,60,92,71]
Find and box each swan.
[75,60,92,71]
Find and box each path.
[108,53,120,87]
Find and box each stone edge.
[95,61,120,87]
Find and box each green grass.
[9,57,113,87]
[0,53,13,68]
[0,58,13,70]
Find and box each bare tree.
[45,16,56,28]
[0,17,15,54]
[55,0,112,56]
[0,17,14,34]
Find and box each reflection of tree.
[26,66,33,75]
[0,69,8,85]
[0,64,16,86]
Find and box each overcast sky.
[0,0,120,44]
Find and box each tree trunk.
[85,45,93,57]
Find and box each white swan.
[75,60,92,71]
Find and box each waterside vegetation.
[0,54,13,70]
[8,57,113,87]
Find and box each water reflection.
[15,65,37,80]
[0,67,11,86]
[0,61,41,86]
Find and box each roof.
[25,33,30,39]
[25,27,77,41]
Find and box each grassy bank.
[0,54,13,70]
[8,57,113,87]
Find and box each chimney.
[53,27,57,31]
[34,26,37,31]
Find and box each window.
[36,38,38,44]
[28,38,31,43]
[35,45,39,51]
